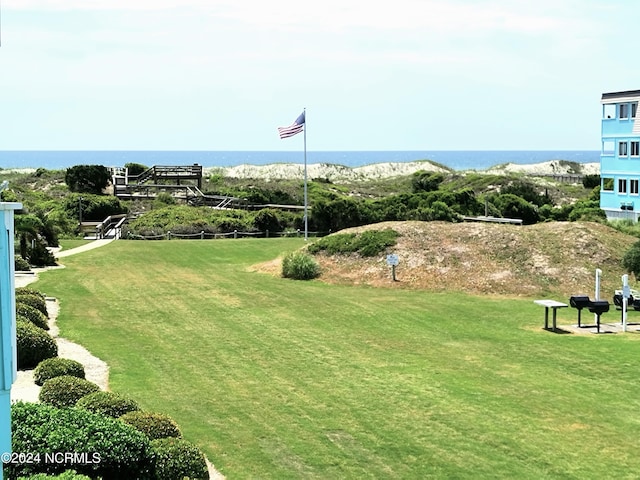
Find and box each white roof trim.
[601,96,640,104]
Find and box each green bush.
[15,293,48,316]
[15,255,31,271]
[125,162,148,176]
[15,287,46,299]
[16,319,57,370]
[151,437,209,480]
[490,193,539,225]
[9,402,153,479]
[18,470,92,479]
[583,174,601,189]
[76,391,140,418]
[64,165,110,194]
[33,358,85,386]
[357,230,401,257]
[308,233,358,255]
[412,171,444,193]
[154,192,176,207]
[119,411,182,440]
[28,239,58,267]
[17,303,49,330]
[623,240,640,280]
[308,229,399,257]
[39,375,100,408]
[281,251,321,280]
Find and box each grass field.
[34,239,640,479]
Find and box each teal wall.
[0,203,22,480]
[600,100,640,218]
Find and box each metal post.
[595,268,602,325]
[303,108,308,241]
[622,274,629,332]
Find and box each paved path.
[53,238,116,258]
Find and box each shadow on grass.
[542,327,573,335]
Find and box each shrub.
[623,240,640,280]
[9,402,153,479]
[412,171,444,193]
[17,303,49,330]
[76,391,140,418]
[15,286,46,299]
[356,229,400,256]
[18,470,92,479]
[15,255,31,271]
[583,174,601,189]
[16,319,57,369]
[125,162,148,176]
[64,165,110,194]
[308,229,399,257]
[253,208,283,233]
[33,358,85,386]
[151,437,209,480]
[119,411,182,440]
[28,239,58,267]
[15,293,48,316]
[490,193,539,225]
[281,251,321,280]
[39,375,100,408]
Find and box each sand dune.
[207,160,600,181]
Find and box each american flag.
[277,111,305,139]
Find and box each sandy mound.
[290,221,633,297]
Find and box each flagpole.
[303,108,308,241]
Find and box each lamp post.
[78,196,83,232]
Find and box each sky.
[1,0,639,151]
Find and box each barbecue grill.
[588,300,610,333]
[569,295,592,327]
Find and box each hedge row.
[9,402,209,479]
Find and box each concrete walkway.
[53,238,116,258]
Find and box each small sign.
[623,285,631,298]
[386,254,399,266]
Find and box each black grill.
[588,300,610,315]
[569,295,610,333]
[569,295,591,309]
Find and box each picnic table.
[534,299,568,332]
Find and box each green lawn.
[35,239,640,479]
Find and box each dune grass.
[34,239,640,479]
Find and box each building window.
[633,103,638,118]
[602,177,614,191]
[619,141,629,156]
[632,142,640,156]
[631,179,639,195]
[604,104,616,119]
[619,178,628,193]
[620,103,629,119]
[603,141,615,155]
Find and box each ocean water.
[0,150,600,171]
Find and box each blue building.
[600,89,640,221]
